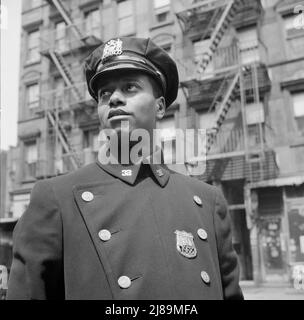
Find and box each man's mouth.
[108,109,131,119]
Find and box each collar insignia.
[121,169,132,177]
[102,38,123,62]
[175,230,197,259]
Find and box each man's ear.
[155,96,166,120]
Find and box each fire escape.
[176,0,277,183]
[40,0,103,172]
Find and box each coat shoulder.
[37,162,107,189]
[168,168,217,196]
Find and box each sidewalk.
[240,281,304,300]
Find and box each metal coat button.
[81,191,94,202]
[201,271,210,284]
[197,228,208,240]
[193,195,202,206]
[118,276,131,289]
[98,229,111,242]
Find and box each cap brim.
[89,63,164,96]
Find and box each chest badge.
[174,230,197,259]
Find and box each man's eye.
[125,84,137,92]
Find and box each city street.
[240,281,304,300]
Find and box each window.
[157,117,176,164]
[198,111,216,130]
[198,112,244,153]
[237,27,259,64]
[55,21,67,52]
[27,30,40,63]
[245,102,265,148]
[284,15,304,59]
[193,39,214,75]
[24,142,38,178]
[118,0,134,36]
[11,194,31,219]
[54,77,65,109]
[85,9,101,38]
[26,83,39,109]
[154,0,171,24]
[198,111,217,152]
[245,102,265,125]
[55,146,67,174]
[284,15,304,38]
[31,0,42,8]
[292,91,304,132]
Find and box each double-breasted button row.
[98,232,133,289]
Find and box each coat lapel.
[73,178,124,297]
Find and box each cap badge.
[102,38,123,62]
[174,230,197,259]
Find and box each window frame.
[292,91,304,133]
[27,29,40,64]
[54,20,68,53]
[85,8,101,39]
[117,0,135,36]
[31,0,42,9]
[24,140,38,179]
[237,26,260,65]
[153,0,172,25]
[26,82,40,109]
[192,38,214,76]
[282,14,304,60]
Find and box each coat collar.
[96,145,170,187]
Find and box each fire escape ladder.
[197,0,244,76]
[48,50,83,101]
[245,63,265,182]
[207,73,231,113]
[47,110,82,169]
[206,71,240,152]
[47,0,85,42]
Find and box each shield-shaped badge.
[102,38,123,62]
[175,230,197,259]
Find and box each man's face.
[97,70,164,138]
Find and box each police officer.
[7,37,243,300]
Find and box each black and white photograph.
[1,0,304,304]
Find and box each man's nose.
[109,89,126,107]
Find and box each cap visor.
[89,63,160,93]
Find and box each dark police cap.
[84,37,179,108]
